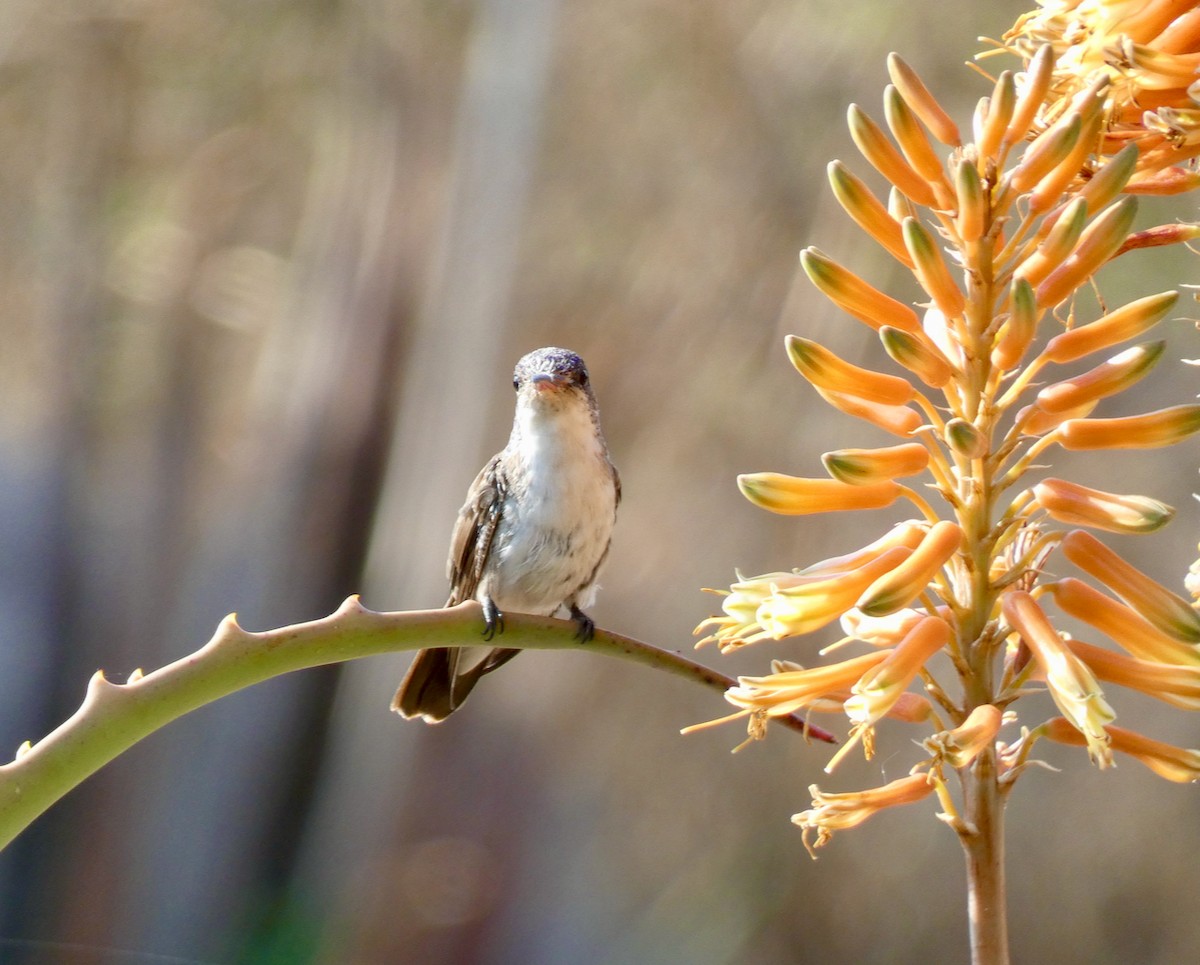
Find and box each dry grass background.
[0,1,1197,963]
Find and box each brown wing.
[445,454,508,605]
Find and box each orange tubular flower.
[1049,577,1200,667]
[1035,341,1164,413]
[794,774,936,854]
[814,386,924,436]
[844,615,951,725]
[848,104,939,207]
[723,651,891,718]
[1002,591,1115,766]
[1032,478,1174,533]
[800,247,921,332]
[1035,197,1139,308]
[903,217,966,319]
[1055,404,1200,450]
[1041,290,1178,364]
[879,325,957,387]
[924,704,1004,769]
[1061,529,1200,642]
[886,53,960,146]
[822,442,931,485]
[1067,640,1200,710]
[856,522,962,617]
[755,548,912,639]
[1041,718,1200,783]
[786,336,916,406]
[827,160,914,267]
[738,473,903,516]
[992,278,1040,371]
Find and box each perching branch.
[0,596,834,852]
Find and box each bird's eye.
[512,376,520,390]
[577,370,589,386]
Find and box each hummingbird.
[391,347,621,722]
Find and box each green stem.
[0,597,834,851]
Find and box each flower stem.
[961,746,1010,965]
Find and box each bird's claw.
[482,599,505,641]
[569,605,595,643]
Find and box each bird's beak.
[530,372,565,392]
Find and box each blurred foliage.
[0,1,1197,964]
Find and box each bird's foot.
[569,604,595,643]
[481,598,505,641]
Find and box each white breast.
[483,394,617,615]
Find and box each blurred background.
[0,0,1198,962]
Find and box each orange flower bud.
[1014,197,1089,289]
[1074,143,1137,210]
[1117,222,1200,256]
[848,104,938,207]
[904,217,965,319]
[1042,290,1178,364]
[1004,44,1054,145]
[1028,84,1105,213]
[1009,113,1082,194]
[822,442,930,485]
[977,71,1015,162]
[1033,477,1174,534]
[1036,341,1164,413]
[879,325,956,387]
[954,157,986,243]
[1067,640,1200,711]
[1002,590,1114,766]
[816,387,924,436]
[1036,197,1138,308]
[1018,399,1098,437]
[886,53,961,147]
[945,418,988,458]
[856,522,962,617]
[1126,165,1200,194]
[738,473,902,515]
[1049,578,1200,666]
[1061,529,1200,643]
[1041,718,1200,783]
[1057,404,1200,450]
[992,277,1040,371]
[800,247,922,333]
[884,85,950,187]
[786,335,915,406]
[827,161,913,267]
